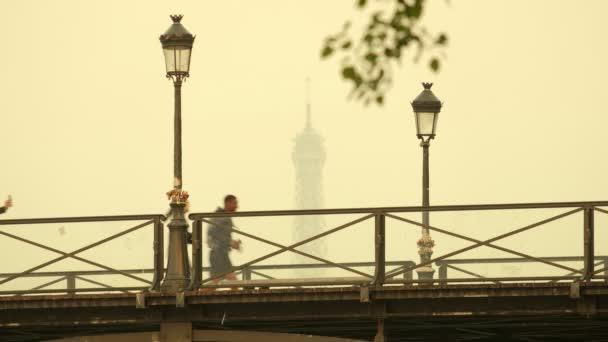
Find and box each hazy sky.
[0,1,607,285]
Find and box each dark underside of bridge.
[2,316,608,342]
[2,283,608,341]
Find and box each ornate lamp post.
[411,82,442,280]
[160,14,195,292]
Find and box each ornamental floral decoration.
[417,236,435,256]
[166,189,189,204]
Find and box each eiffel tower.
[292,80,327,277]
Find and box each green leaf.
[342,66,356,79]
[341,40,352,49]
[429,58,440,72]
[372,11,383,23]
[357,0,367,8]
[396,36,411,48]
[365,52,378,64]
[342,66,363,88]
[368,80,379,91]
[321,46,334,58]
[405,2,423,18]
[376,95,384,104]
[435,33,448,46]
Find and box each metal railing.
[0,214,166,294]
[189,201,608,289]
[0,261,416,295]
[436,256,608,285]
[0,201,606,295]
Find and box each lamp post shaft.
[417,140,435,280]
[422,141,429,233]
[174,78,183,189]
[161,77,191,293]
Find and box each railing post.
[66,274,76,295]
[189,219,203,290]
[150,217,164,291]
[242,267,252,280]
[584,207,595,281]
[438,262,447,285]
[403,261,414,282]
[373,213,386,287]
[241,267,255,290]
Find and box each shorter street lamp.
[411,82,442,280]
[160,15,195,293]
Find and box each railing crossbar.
[0,220,154,287]
[250,270,275,280]
[595,207,608,215]
[548,260,605,283]
[0,287,146,295]
[0,262,407,279]
[382,275,582,284]
[592,266,608,276]
[439,256,606,265]
[199,214,374,284]
[0,214,165,226]
[445,264,501,284]
[188,201,608,219]
[201,219,373,279]
[384,208,583,279]
[200,276,586,289]
[0,230,152,286]
[30,276,68,291]
[75,275,131,294]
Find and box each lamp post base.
[416,266,435,281]
[416,250,435,282]
[416,236,435,282]
[161,277,190,293]
[161,201,191,293]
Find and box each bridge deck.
[1,282,608,341]
[1,282,607,309]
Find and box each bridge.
[1,201,608,341]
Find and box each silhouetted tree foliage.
[321,0,448,105]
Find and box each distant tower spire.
[292,77,326,277]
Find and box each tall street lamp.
[411,82,442,281]
[160,14,195,292]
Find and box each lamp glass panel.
[416,112,437,136]
[163,47,191,74]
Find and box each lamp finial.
[170,14,184,23]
